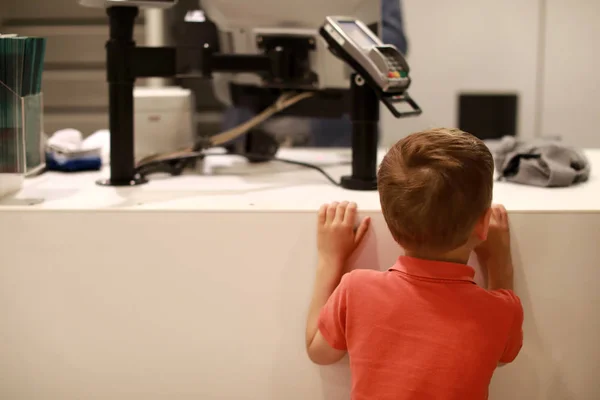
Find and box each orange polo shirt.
[318,256,523,400]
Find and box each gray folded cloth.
[494,136,590,187]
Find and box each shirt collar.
[390,256,476,283]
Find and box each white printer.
[133,86,195,160]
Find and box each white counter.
[0,148,599,400]
[4,148,600,212]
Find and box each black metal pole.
[98,6,146,186]
[340,74,379,191]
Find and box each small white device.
[133,87,195,160]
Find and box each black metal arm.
[100,6,141,186]
[99,6,273,186]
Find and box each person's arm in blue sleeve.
[382,0,408,55]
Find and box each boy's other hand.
[474,204,512,269]
[317,202,370,269]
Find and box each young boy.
[305,128,523,400]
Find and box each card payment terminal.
[319,16,422,190]
[320,16,421,118]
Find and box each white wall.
[382,0,600,149]
[382,0,542,146]
[540,0,600,147]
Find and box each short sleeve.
[318,273,351,351]
[494,289,524,363]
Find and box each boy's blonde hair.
[378,128,494,254]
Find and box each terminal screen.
[337,21,377,49]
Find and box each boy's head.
[378,128,494,255]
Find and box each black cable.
[135,152,344,186]
[238,152,342,186]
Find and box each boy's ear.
[475,207,493,241]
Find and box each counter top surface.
[1,148,598,212]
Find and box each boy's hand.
[307,202,368,365]
[475,204,511,263]
[317,202,370,269]
[475,204,514,290]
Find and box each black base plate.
[96,175,148,187]
[340,175,377,191]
